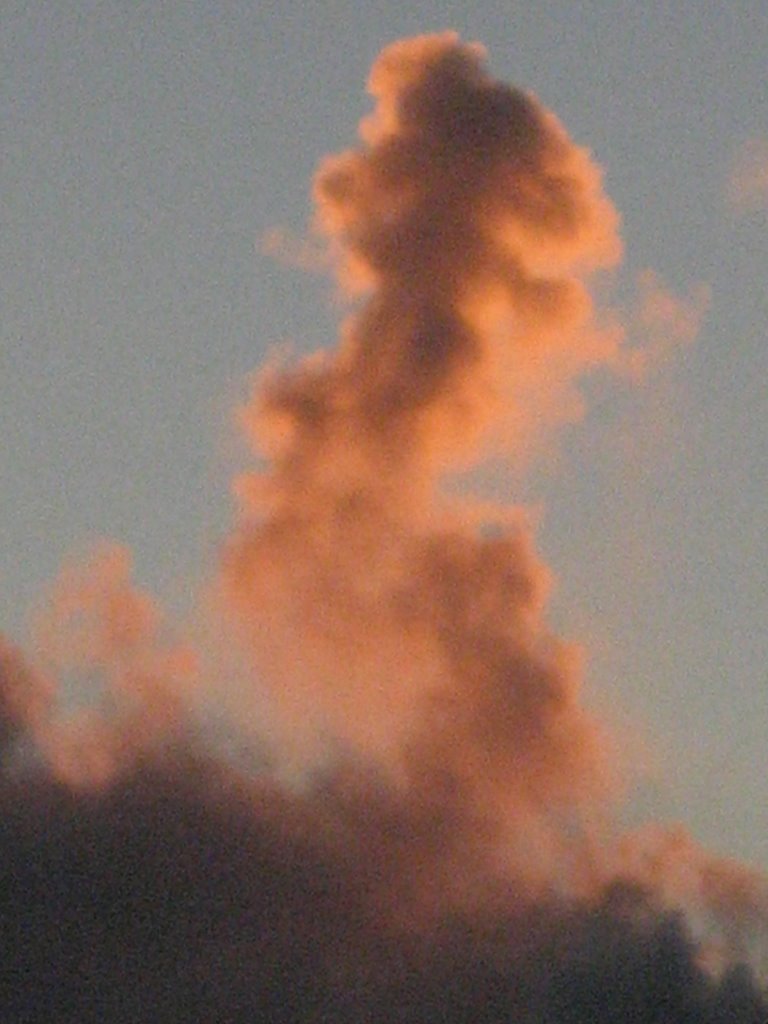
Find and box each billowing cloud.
[0,33,764,1021]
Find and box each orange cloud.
[618,270,710,382]
[0,35,764,1018]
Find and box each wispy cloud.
[727,137,768,214]
[259,225,330,272]
[618,270,710,382]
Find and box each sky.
[2,0,767,879]
[2,5,768,1019]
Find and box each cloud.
[259,225,331,273]
[617,270,710,382]
[0,746,765,1022]
[727,137,768,213]
[0,33,765,1021]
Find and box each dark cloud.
[0,751,765,1022]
